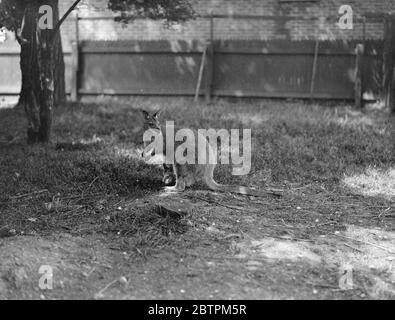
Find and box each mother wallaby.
[141,110,282,197]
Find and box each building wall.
[1,1,394,47]
[57,0,395,46]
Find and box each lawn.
[0,97,394,299]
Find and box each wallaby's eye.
[141,110,150,120]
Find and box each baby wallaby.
[141,110,282,197]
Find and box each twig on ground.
[60,192,102,201]
[83,267,96,278]
[343,243,364,253]
[82,176,100,196]
[334,233,395,254]
[305,282,339,289]
[94,279,119,299]
[290,184,312,191]
[189,195,258,213]
[6,136,19,145]
[305,222,335,229]
[62,205,85,216]
[10,189,49,200]
[378,207,391,219]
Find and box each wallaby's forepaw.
[164,183,186,192]
[163,174,176,187]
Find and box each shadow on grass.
[0,98,394,244]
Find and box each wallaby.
[141,110,176,187]
[141,110,282,197]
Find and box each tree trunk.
[54,30,66,105]
[18,0,64,144]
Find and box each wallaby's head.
[141,110,161,130]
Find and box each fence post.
[70,40,79,102]
[205,13,214,103]
[383,14,395,112]
[354,44,364,109]
[310,39,319,100]
[75,12,79,44]
[389,66,395,113]
[194,43,208,103]
[69,13,79,102]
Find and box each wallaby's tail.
[204,177,283,197]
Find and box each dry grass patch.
[344,168,395,200]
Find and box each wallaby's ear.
[153,110,162,120]
[140,109,150,119]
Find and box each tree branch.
[50,0,81,46]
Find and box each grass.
[1,97,395,299]
[0,97,394,242]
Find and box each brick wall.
[35,0,395,46]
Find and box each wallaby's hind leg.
[202,163,221,191]
[165,164,186,192]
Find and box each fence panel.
[0,46,21,94]
[0,45,72,96]
[0,40,383,101]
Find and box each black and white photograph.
[0,0,394,303]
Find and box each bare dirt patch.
[1,192,394,300]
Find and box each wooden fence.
[73,39,383,101]
[0,39,384,103]
[0,45,73,95]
